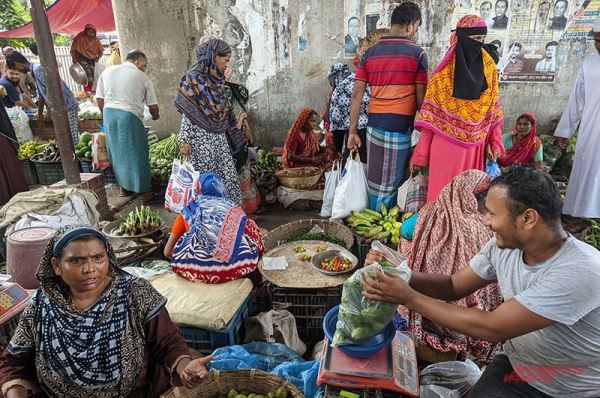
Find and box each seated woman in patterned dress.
[164,173,263,284]
[282,108,336,169]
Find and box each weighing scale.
[317,332,419,397]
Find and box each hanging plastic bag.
[320,160,340,218]
[485,160,502,179]
[92,132,110,170]
[164,159,200,213]
[398,172,428,213]
[420,385,461,398]
[6,107,33,142]
[331,151,368,219]
[332,241,411,346]
[420,359,483,396]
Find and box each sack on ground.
[320,161,340,218]
[6,107,33,142]
[92,133,110,170]
[398,172,428,213]
[331,153,368,219]
[164,159,200,213]
[332,260,410,346]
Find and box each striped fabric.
[67,108,80,146]
[355,36,428,132]
[366,126,411,211]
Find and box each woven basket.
[275,167,322,190]
[263,219,354,251]
[161,369,304,398]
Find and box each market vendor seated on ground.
[0,226,213,398]
[364,166,600,398]
[498,112,544,170]
[164,173,263,284]
[397,170,503,364]
[282,108,329,169]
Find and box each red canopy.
[0,0,115,38]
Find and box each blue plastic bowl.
[323,305,395,359]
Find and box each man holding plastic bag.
[362,167,600,398]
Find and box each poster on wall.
[344,0,363,57]
[563,0,600,39]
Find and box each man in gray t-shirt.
[363,166,600,397]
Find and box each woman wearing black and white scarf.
[0,226,212,398]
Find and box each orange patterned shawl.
[415,15,503,146]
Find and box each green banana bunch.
[347,204,411,245]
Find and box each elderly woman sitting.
[0,226,212,398]
[164,173,263,284]
[498,112,544,170]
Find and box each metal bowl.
[311,249,358,276]
[69,62,88,86]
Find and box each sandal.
[119,188,133,197]
[140,192,154,204]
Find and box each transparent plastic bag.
[485,160,502,179]
[332,240,411,347]
[420,385,461,398]
[420,359,482,396]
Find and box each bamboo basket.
[275,167,322,190]
[161,369,304,398]
[263,219,354,251]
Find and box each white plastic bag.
[397,172,428,213]
[164,159,200,213]
[320,161,340,218]
[420,359,483,396]
[331,152,368,219]
[6,107,33,142]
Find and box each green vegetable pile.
[18,140,50,161]
[78,110,102,120]
[149,134,179,181]
[258,149,280,173]
[332,262,404,346]
[75,131,94,160]
[286,232,346,248]
[222,387,288,398]
[117,205,163,236]
[585,220,600,250]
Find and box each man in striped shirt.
[348,2,428,211]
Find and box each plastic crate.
[20,160,38,185]
[179,295,251,354]
[272,285,342,342]
[33,161,64,185]
[79,159,117,185]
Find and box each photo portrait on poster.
[492,0,510,29]
[500,41,558,83]
[345,16,363,55]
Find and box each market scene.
[1,0,600,396]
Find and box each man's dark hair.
[490,39,502,47]
[348,16,360,25]
[5,51,29,69]
[546,40,559,49]
[490,166,563,224]
[28,42,38,56]
[555,0,568,6]
[496,0,508,8]
[481,1,492,8]
[125,50,146,62]
[391,2,422,26]
[510,41,523,50]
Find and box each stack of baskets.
[275,167,322,190]
[161,369,304,398]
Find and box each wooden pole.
[28,0,80,184]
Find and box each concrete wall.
[112,0,594,146]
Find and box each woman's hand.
[179,355,213,388]
[409,164,420,174]
[236,112,248,130]
[180,143,191,157]
[364,249,384,266]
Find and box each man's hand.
[347,132,362,149]
[179,355,213,388]
[409,164,421,173]
[364,249,384,266]
[555,136,569,149]
[362,267,416,305]
[236,112,248,130]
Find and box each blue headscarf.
[200,172,228,198]
[174,38,232,134]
